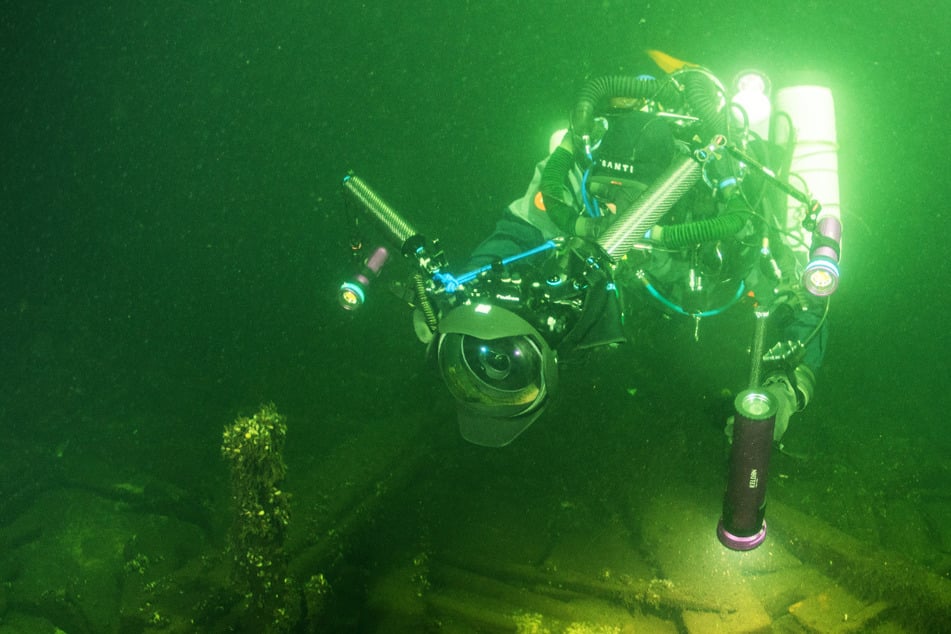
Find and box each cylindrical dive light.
[803,215,842,296]
[718,390,777,551]
[338,246,390,311]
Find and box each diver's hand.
[573,215,615,240]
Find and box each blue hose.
[641,275,746,318]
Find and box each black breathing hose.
[681,72,727,138]
[654,212,748,248]
[569,75,683,147]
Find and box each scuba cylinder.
[774,85,842,296]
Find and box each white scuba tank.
[774,84,842,295]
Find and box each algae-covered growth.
[221,403,298,632]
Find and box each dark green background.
[4,1,947,426]
[1,0,949,618]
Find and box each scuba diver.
[459,52,834,447]
[340,50,840,450]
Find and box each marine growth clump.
[221,403,298,631]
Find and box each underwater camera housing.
[433,238,625,446]
[436,303,559,447]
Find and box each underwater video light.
[337,246,390,311]
[803,215,842,296]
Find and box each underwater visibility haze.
[1,1,950,632]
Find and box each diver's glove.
[762,373,798,442]
[573,214,615,240]
[764,364,816,441]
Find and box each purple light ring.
[717,519,767,551]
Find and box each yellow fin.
[646,49,699,73]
